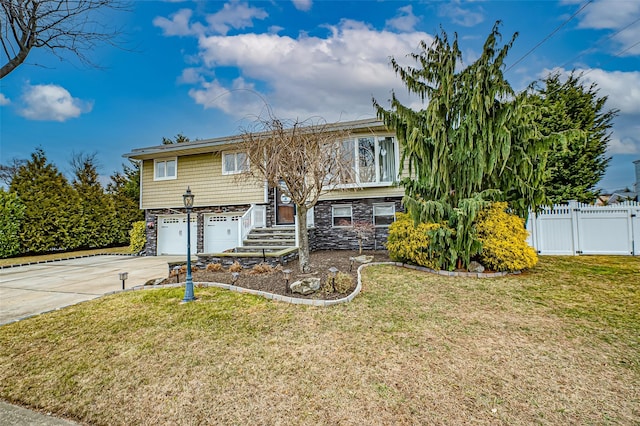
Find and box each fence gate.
[527,201,640,256]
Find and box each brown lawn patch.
[0,255,638,425]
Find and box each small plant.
[333,272,353,293]
[206,263,223,272]
[248,262,275,275]
[229,261,243,272]
[351,221,375,254]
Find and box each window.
[334,136,397,186]
[154,158,177,180]
[332,205,352,227]
[222,152,249,174]
[373,203,396,227]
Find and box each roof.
[123,117,387,161]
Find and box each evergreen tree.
[528,72,616,203]
[0,189,25,257]
[374,22,549,270]
[71,153,118,248]
[107,161,143,245]
[10,148,81,253]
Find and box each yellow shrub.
[129,221,146,253]
[387,213,442,269]
[475,202,538,272]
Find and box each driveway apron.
[0,255,184,325]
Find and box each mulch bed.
[166,250,391,300]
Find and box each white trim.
[138,160,143,209]
[373,203,396,227]
[222,151,249,175]
[332,204,353,227]
[153,157,177,181]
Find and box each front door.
[275,184,295,225]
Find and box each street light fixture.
[182,187,196,303]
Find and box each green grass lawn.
[0,256,638,425]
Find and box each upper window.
[222,152,249,174]
[373,203,396,227]
[334,136,397,186]
[154,158,177,180]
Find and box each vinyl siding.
[141,153,264,209]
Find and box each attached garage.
[157,215,198,256]
[204,213,242,253]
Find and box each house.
[123,118,406,257]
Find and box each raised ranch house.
[123,118,406,260]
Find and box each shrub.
[387,213,443,269]
[475,202,538,271]
[333,271,353,293]
[129,221,146,254]
[206,263,223,272]
[229,261,243,272]
[249,262,275,275]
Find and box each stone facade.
[143,196,403,256]
[309,196,404,251]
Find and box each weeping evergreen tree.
[374,22,549,270]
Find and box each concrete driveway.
[0,255,186,325]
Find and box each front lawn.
[0,256,638,425]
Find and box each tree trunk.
[296,205,310,273]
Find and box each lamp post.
[182,187,196,302]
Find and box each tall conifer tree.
[10,148,81,253]
[374,22,549,270]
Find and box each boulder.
[352,255,374,264]
[468,261,485,273]
[290,277,321,295]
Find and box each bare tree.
[0,0,128,79]
[240,116,354,272]
[0,157,26,186]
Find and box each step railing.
[238,204,267,247]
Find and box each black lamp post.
[182,187,196,302]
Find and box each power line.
[506,0,593,72]
[557,15,640,70]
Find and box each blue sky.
[1,0,639,192]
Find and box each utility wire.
[506,0,593,72]
[557,15,640,70]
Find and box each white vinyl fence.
[526,200,640,256]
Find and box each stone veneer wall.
[144,205,250,256]
[309,197,404,251]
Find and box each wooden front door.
[275,184,295,225]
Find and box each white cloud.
[19,84,92,122]
[204,1,267,35]
[153,8,196,36]
[570,0,640,56]
[153,1,267,36]
[187,19,430,121]
[291,0,312,12]
[0,93,10,106]
[385,5,420,32]
[439,1,484,27]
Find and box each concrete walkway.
[0,254,187,424]
[0,255,185,325]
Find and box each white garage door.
[157,215,198,256]
[204,214,242,253]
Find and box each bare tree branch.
[240,114,355,272]
[0,0,129,79]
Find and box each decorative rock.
[145,278,165,286]
[290,277,321,295]
[468,261,485,273]
[353,255,374,264]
